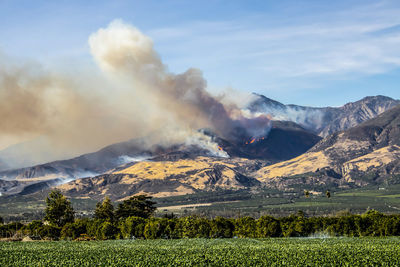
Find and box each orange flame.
[245,137,265,145]
[218,146,223,151]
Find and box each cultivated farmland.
[1,238,400,266]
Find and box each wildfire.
[218,146,223,151]
[245,137,265,145]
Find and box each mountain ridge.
[58,157,263,200]
[1,94,397,171]
[248,94,400,137]
[255,105,400,185]
[1,94,399,199]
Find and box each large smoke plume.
[0,20,270,167]
[0,54,150,160]
[88,20,270,141]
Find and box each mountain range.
[0,120,320,197]
[248,94,400,137]
[1,94,398,172]
[0,94,399,200]
[256,104,400,187]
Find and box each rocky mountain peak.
[248,94,400,137]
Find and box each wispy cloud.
[1,0,399,106]
[147,1,400,91]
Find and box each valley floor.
[155,184,400,217]
[1,238,400,266]
[2,184,400,220]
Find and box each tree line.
[1,190,400,240]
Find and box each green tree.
[361,209,385,236]
[193,217,211,238]
[234,217,257,238]
[331,215,362,237]
[60,219,89,240]
[384,216,400,236]
[210,217,234,238]
[256,216,281,237]
[44,189,74,227]
[37,225,61,240]
[280,213,311,237]
[94,196,115,221]
[174,216,210,238]
[144,218,167,239]
[87,219,103,239]
[22,220,43,236]
[326,191,331,198]
[99,221,118,240]
[119,216,146,239]
[60,223,76,240]
[115,195,156,219]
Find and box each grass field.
[1,238,400,266]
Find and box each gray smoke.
[0,20,271,169]
[89,20,271,141]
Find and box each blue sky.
[1,0,400,106]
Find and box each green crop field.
[1,238,400,266]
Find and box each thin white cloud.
[147,1,400,90]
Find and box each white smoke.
[117,155,152,165]
[88,19,271,150]
[245,94,326,132]
[184,132,229,158]
[0,20,272,169]
[266,107,324,130]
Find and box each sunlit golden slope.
[342,145,400,180]
[254,151,332,181]
[113,156,258,190]
[255,145,400,182]
[114,157,234,178]
[58,157,262,200]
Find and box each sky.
[1,0,400,107]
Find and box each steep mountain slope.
[310,104,400,160]
[59,105,400,198]
[255,105,400,184]
[248,94,400,137]
[210,120,321,161]
[53,121,321,200]
[319,96,400,137]
[0,120,319,182]
[58,157,263,200]
[0,118,320,197]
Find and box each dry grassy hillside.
[58,157,263,200]
[254,151,332,181]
